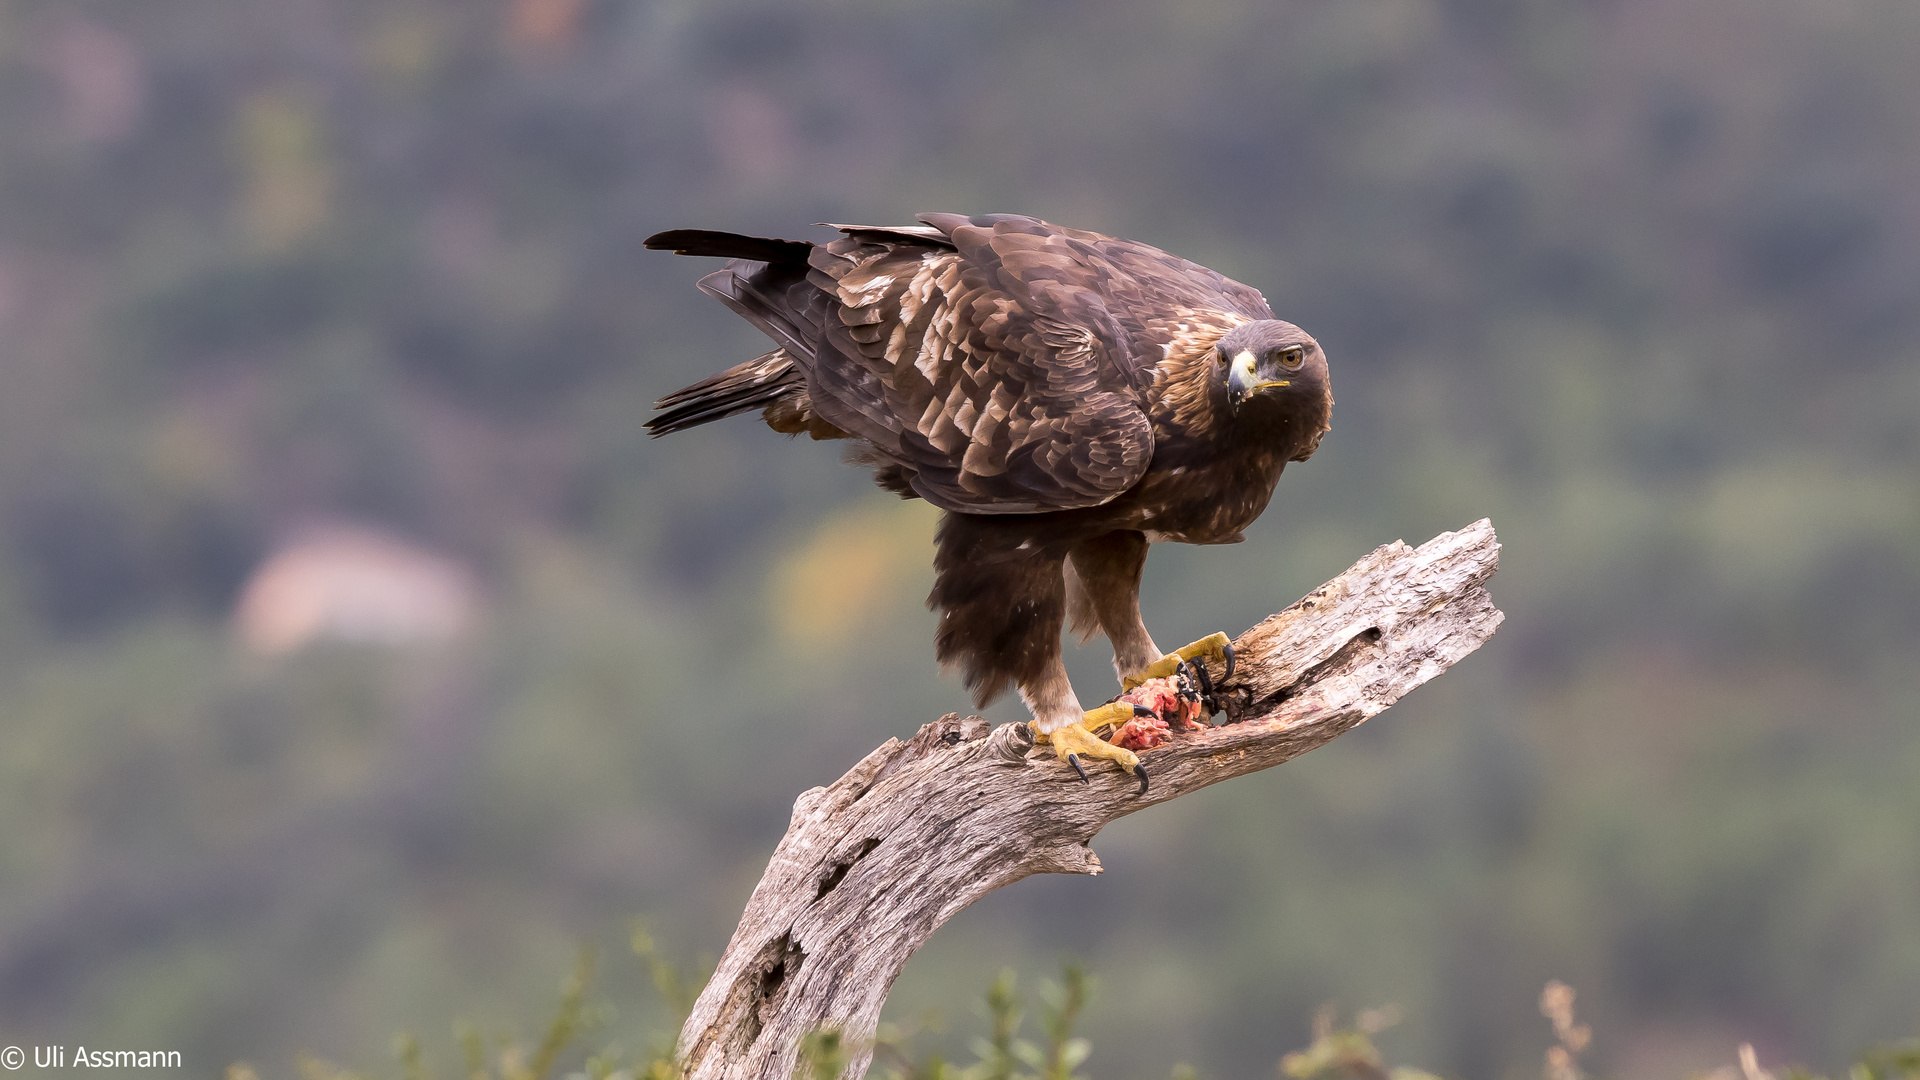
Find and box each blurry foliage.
[231,930,698,1080]
[870,966,1094,1080]
[223,955,1920,1080]
[1279,1005,1441,1080]
[0,0,1918,1077]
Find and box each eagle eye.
[1216,345,1230,366]
[1274,346,1305,370]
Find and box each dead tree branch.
[678,519,1504,1080]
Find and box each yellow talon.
[1121,631,1234,690]
[1030,701,1154,793]
[1078,699,1145,735]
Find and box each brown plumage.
[646,213,1332,746]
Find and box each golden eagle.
[646,213,1331,793]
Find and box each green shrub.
[228,944,1919,1080]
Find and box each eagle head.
[1215,320,1330,415]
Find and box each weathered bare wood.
[678,519,1504,1080]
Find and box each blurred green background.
[0,0,1916,1076]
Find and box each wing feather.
[704,214,1268,514]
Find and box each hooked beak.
[1226,350,1292,409]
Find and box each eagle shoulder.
[796,218,1161,514]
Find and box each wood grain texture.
[677,519,1504,1080]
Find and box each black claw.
[1130,703,1155,719]
[1188,656,1216,712]
[1132,763,1149,795]
[1066,753,1090,784]
[1220,641,1236,684]
[1173,658,1198,703]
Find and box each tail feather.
[647,350,801,437]
[644,227,835,438]
[693,268,818,363]
[643,229,813,265]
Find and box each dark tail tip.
[644,229,813,265]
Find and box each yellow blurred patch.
[234,88,332,251]
[769,499,938,651]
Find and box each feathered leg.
[931,514,1150,792]
[1068,531,1230,716]
[1066,531,1162,678]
